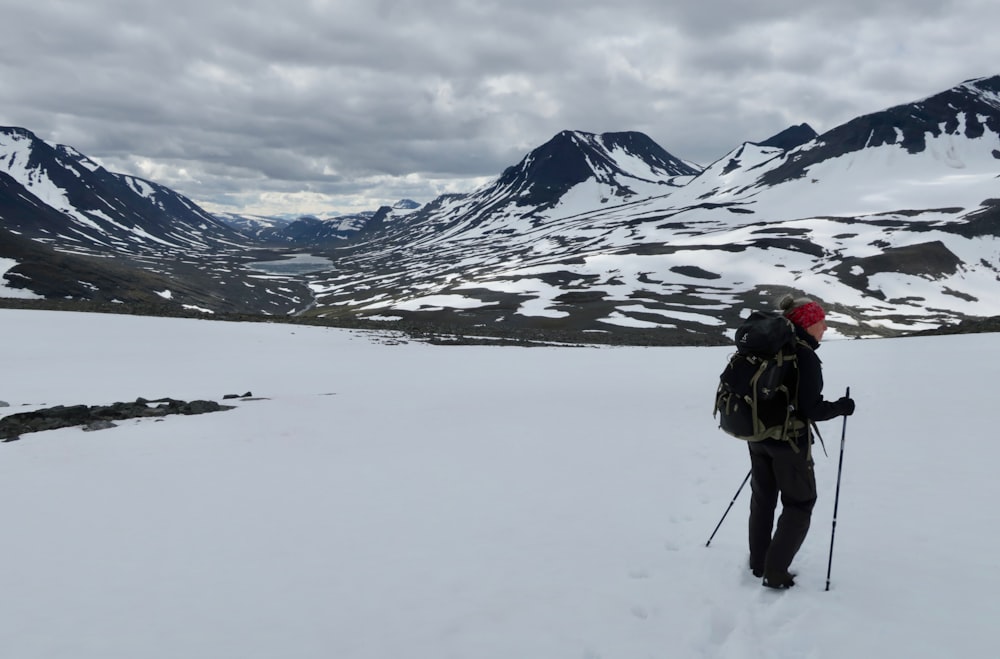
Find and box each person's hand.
[836,396,855,416]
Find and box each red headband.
[785,301,826,329]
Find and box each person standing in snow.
[749,294,855,590]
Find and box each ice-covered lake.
[247,254,334,275]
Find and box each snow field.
[0,310,998,658]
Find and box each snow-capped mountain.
[0,128,246,253]
[254,210,384,245]
[298,76,1000,341]
[212,212,296,238]
[492,130,699,209]
[0,127,313,314]
[215,200,423,245]
[392,199,422,210]
[2,75,999,342]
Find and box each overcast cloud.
[1,0,997,216]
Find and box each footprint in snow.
[628,568,651,579]
[630,605,649,620]
[707,606,737,645]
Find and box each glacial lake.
[247,254,334,275]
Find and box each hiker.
[749,294,855,590]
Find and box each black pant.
[748,439,817,576]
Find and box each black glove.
[835,396,855,417]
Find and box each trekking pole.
[706,469,752,548]
[825,386,850,591]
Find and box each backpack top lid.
[734,310,796,357]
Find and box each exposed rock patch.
[0,396,242,442]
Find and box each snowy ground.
[1,309,998,659]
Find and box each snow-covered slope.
[1,309,997,658]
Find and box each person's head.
[779,294,827,342]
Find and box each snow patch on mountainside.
[0,257,42,299]
[0,133,99,229]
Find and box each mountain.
[214,200,423,245]
[392,199,422,210]
[212,212,296,238]
[0,128,245,252]
[255,210,385,245]
[761,76,1000,186]
[0,127,313,314]
[755,123,817,150]
[3,76,1000,343]
[492,130,699,209]
[297,77,1000,341]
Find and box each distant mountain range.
[2,75,1000,343]
[215,199,422,245]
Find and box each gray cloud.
[1,0,997,216]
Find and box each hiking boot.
[762,571,796,590]
[750,566,764,579]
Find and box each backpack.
[713,310,806,442]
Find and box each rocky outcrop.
[0,397,239,442]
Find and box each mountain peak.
[0,126,38,142]
[957,74,1000,95]
[755,123,817,150]
[496,130,697,207]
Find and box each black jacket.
[792,325,842,424]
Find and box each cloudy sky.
[1,0,997,217]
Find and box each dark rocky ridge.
[0,396,242,442]
[0,296,726,346]
[760,75,1000,186]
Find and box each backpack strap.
[811,421,828,457]
[787,338,827,458]
[779,345,804,446]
